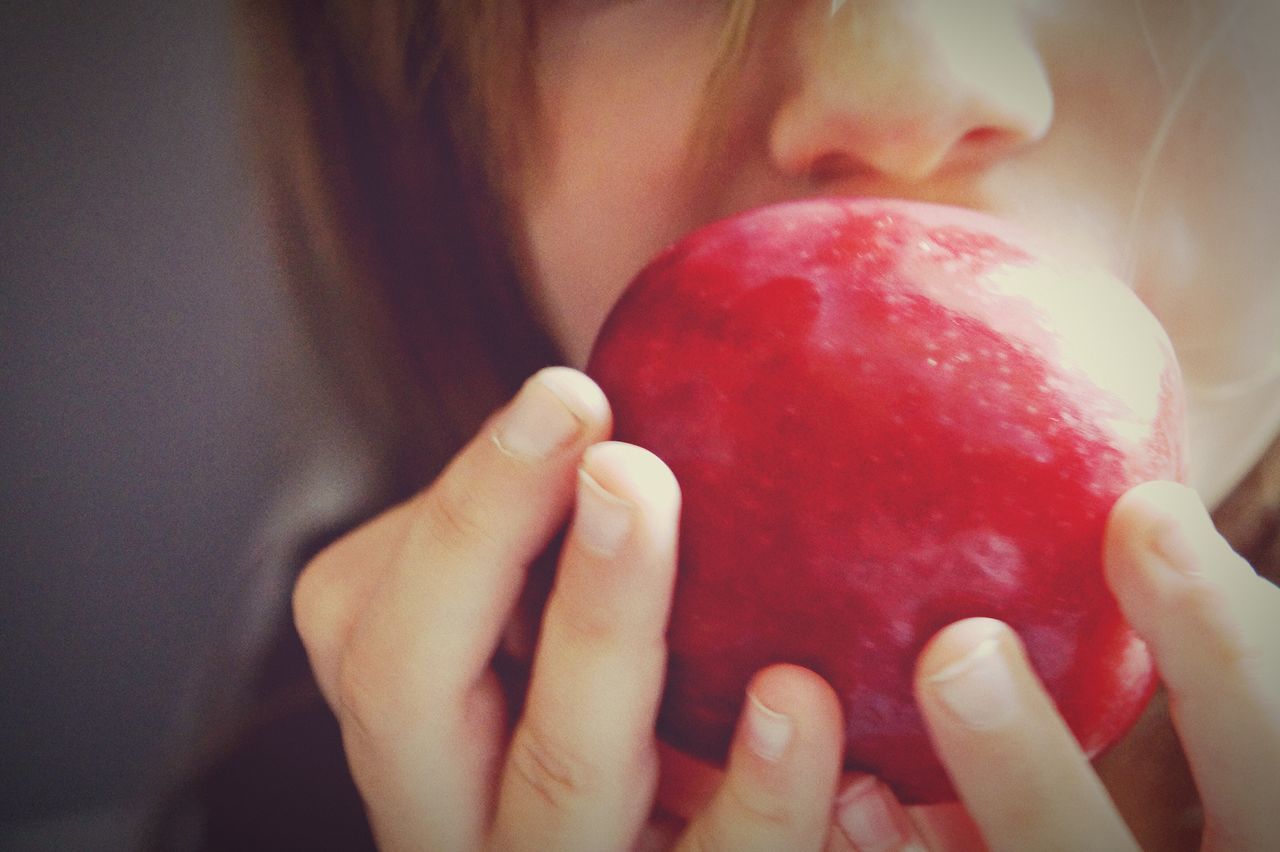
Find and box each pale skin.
[293,1,1280,849]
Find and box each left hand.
[831,481,1280,851]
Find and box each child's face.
[511,0,1280,503]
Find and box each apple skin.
[585,197,1187,804]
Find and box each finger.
[329,368,610,849]
[294,495,421,705]
[676,665,844,852]
[1105,481,1280,850]
[829,774,928,852]
[340,367,610,717]
[903,802,987,851]
[490,441,681,851]
[915,618,1139,852]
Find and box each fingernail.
[573,469,633,556]
[1146,510,1204,577]
[836,777,912,852]
[745,693,792,762]
[493,371,586,460]
[928,636,1018,729]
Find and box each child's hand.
[834,481,1280,851]
[292,367,847,851]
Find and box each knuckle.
[550,593,627,648]
[292,544,352,660]
[333,646,424,744]
[722,775,795,830]
[424,472,492,550]
[333,650,384,734]
[507,720,598,813]
[333,659,385,745]
[329,619,451,744]
[550,610,669,683]
[1168,576,1264,670]
[547,571,668,655]
[682,823,734,852]
[1168,575,1226,627]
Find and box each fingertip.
[690,665,843,848]
[1103,481,1254,624]
[533,366,612,433]
[747,664,844,728]
[915,618,1027,733]
[1110,480,1203,523]
[912,619,1140,849]
[737,665,844,766]
[579,442,681,545]
[581,441,680,504]
[494,367,611,462]
[914,617,1015,684]
[835,774,921,852]
[1105,481,1207,574]
[1105,490,1280,852]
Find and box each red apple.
[585,198,1186,803]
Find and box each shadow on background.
[2,3,315,847]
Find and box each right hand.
[292,367,847,851]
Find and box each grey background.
[2,3,302,847]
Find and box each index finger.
[1105,481,1280,850]
[914,618,1139,852]
[343,367,612,711]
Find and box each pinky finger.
[675,666,844,852]
[829,775,927,852]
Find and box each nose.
[769,0,1054,185]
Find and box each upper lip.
[799,178,997,218]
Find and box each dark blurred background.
[2,3,308,847]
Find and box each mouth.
[642,195,1084,288]
[772,184,1138,289]
[603,195,1150,360]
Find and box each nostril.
[959,127,1003,148]
[949,126,1023,169]
[809,151,864,185]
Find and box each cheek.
[522,156,695,368]
[1034,2,1279,385]
[517,9,727,367]
[1129,94,1280,385]
[1131,205,1263,385]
